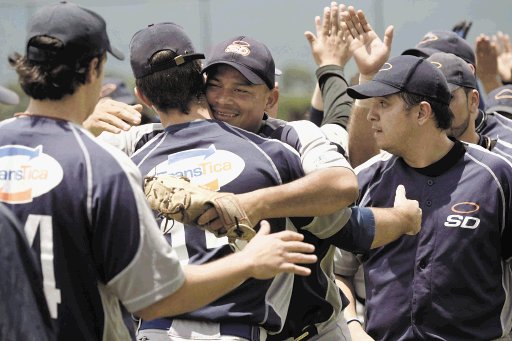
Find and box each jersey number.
[162,220,229,264]
[24,214,61,319]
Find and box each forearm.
[316,65,353,129]
[336,275,359,319]
[479,75,503,94]
[136,253,249,320]
[239,167,358,220]
[348,103,379,167]
[369,207,412,248]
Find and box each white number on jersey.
[24,214,61,318]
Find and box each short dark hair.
[135,50,203,113]
[9,36,103,100]
[399,91,453,130]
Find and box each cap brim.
[402,47,438,58]
[347,81,401,99]
[108,45,125,60]
[0,86,19,105]
[202,61,266,86]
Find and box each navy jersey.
[258,117,375,340]
[131,120,304,332]
[477,110,512,144]
[0,116,185,341]
[99,117,375,337]
[354,140,512,341]
[0,203,55,340]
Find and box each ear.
[134,86,153,108]
[86,57,100,83]
[468,89,480,116]
[417,101,433,126]
[100,83,117,98]
[264,87,279,112]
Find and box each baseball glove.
[143,175,256,242]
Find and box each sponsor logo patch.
[0,145,63,204]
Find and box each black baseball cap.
[26,1,124,62]
[485,84,512,116]
[0,86,19,105]
[202,36,276,89]
[347,55,451,107]
[427,52,477,92]
[130,22,205,79]
[402,30,475,66]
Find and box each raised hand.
[495,31,512,83]
[340,6,393,77]
[304,2,351,67]
[475,34,502,93]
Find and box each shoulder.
[98,123,165,156]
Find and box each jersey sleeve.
[333,247,363,277]
[98,123,164,157]
[281,120,353,174]
[316,65,353,129]
[89,140,185,313]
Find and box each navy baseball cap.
[202,36,276,89]
[0,86,19,105]
[130,22,205,79]
[427,52,477,92]
[402,30,475,66]
[26,1,124,62]
[347,55,451,107]
[485,84,512,116]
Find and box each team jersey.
[99,116,376,337]
[476,109,512,144]
[0,116,185,341]
[131,119,305,332]
[0,203,55,341]
[352,139,512,341]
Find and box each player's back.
[132,119,304,332]
[0,116,146,340]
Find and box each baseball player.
[126,22,317,340]
[342,52,512,340]
[0,86,54,340]
[427,52,512,160]
[0,3,317,340]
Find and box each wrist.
[359,73,374,84]
[346,317,363,326]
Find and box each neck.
[400,129,454,168]
[24,86,95,125]
[157,95,213,128]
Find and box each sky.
[1,0,511,93]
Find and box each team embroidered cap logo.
[379,62,393,72]
[0,145,63,204]
[430,61,442,69]
[224,41,251,56]
[418,32,439,45]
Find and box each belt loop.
[251,325,260,341]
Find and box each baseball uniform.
[0,116,185,341]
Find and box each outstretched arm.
[136,220,317,320]
[305,2,353,129]
[341,6,393,167]
[475,33,502,94]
